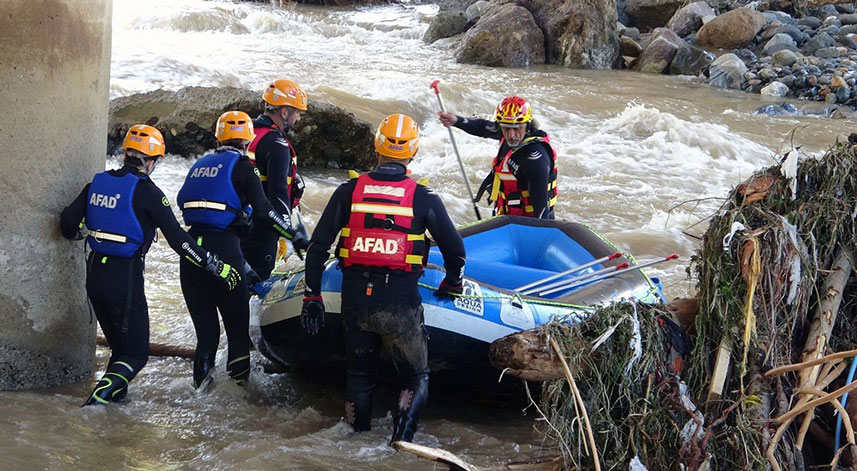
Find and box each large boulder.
[455,3,545,67]
[669,44,714,75]
[516,0,619,68]
[633,28,683,73]
[107,87,376,170]
[465,0,491,22]
[424,11,470,43]
[625,0,685,30]
[762,33,797,55]
[697,8,766,49]
[802,32,835,55]
[667,1,715,37]
[708,53,747,89]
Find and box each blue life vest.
[177,149,244,230]
[85,172,146,258]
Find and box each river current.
[2,0,853,469]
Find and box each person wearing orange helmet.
[60,124,241,406]
[177,111,309,390]
[241,78,309,281]
[438,96,558,219]
[301,114,466,443]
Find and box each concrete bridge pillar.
[0,1,112,390]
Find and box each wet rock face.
[517,0,619,68]
[625,0,686,31]
[454,3,545,67]
[424,10,470,43]
[107,87,376,170]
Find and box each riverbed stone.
[803,32,836,55]
[464,0,490,22]
[668,43,713,75]
[424,11,469,44]
[634,30,683,73]
[455,3,545,67]
[620,36,643,56]
[761,81,789,96]
[666,1,714,37]
[840,13,857,25]
[797,16,822,28]
[839,24,857,35]
[773,24,804,43]
[764,11,796,25]
[697,8,766,50]
[108,87,377,169]
[708,53,748,89]
[816,46,841,58]
[763,33,797,55]
[625,0,685,30]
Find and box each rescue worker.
[177,111,309,389]
[60,125,241,406]
[301,114,466,444]
[241,78,308,280]
[438,96,558,219]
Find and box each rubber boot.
[227,355,250,387]
[193,353,216,391]
[83,372,129,406]
[345,370,375,432]
[391,374,429,444]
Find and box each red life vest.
[337,174,426,273]
[490,133,558,217]
[247,126,302,209]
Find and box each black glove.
[474,171,494,204]
[204,254,241,291]
[291,232,309,260]
[434,279,463,300]
[301,295,325,335]
[244,262,262,295]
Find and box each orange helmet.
[215,111,255,142]
[494,96,532,126]
[122,124,165,157]
[262,79,308,111]
[374,114,419,159]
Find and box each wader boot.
[227,355,250,387]
[83,373,129,406]
[345,370,375,432]
[193,353,216,391]
[391,374,429,444]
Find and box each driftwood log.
[392,441,561,471]
[489,298,698,382]
[97,335,195,359]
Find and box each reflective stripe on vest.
[247,125,299,206]
[336,174,426,272]
[85,172,146,257]
[177,149,243,230]
[491,133,558,217]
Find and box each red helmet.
[494,96,532,126]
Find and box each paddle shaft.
[430,81,481,220]
[538,253,678,296]
[514,251,621,292]
[522,261,626,295]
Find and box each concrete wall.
[0,1,112,390]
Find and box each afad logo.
[191,163,223,178]
[90,192,121,209]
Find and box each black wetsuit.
[304,162,466,441]
[178,147,295,386]
[60,165,211,401]
[453,116,555,219]
[241,115,301,279]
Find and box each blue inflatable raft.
[252,216,665,390]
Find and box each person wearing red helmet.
[241,79,309,281]
[301,114,466,444]
[438,96,558,219]
[60,125,241,406]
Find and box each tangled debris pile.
[534,140,857,470]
